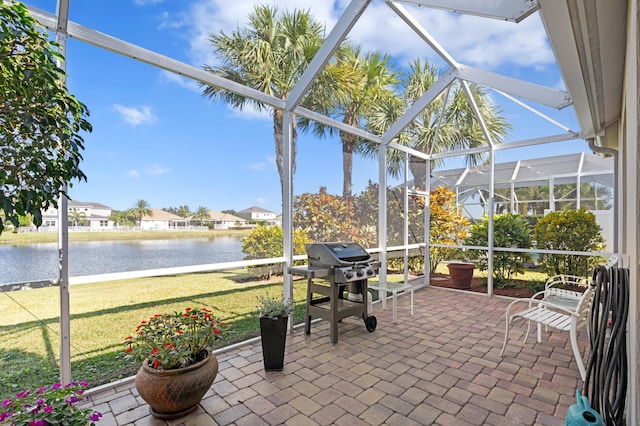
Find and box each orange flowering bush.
[124,307,227,370]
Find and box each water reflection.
[0,237,244,283]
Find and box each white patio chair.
[500,284,595,380]
[541,254,617,309]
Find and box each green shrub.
[465,213,532,287]
[533,209,605,277]
[241,226,310,279]
[387,255,425,274]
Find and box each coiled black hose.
[584,265,629,425]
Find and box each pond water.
[0,237,244,284]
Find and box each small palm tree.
[68,208,87,227]
[192,206,211,227]
[108,210,135,227]
[132,199,152,227]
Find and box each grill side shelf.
[289,265,330,279]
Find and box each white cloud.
[133,0,164,6]
[144,165,171,175]
[160,71,201,93]
[247,162,265,171]
[180,1,554,73]
[113,105,157,126]
[128,165,170,178]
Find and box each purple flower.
[36,387,46,394]
[51,383,61,390]
[1,399,12,407]
[90,412,103,421]
[16,390,29,399]
[44,405,53,413]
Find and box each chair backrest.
[574,285,595,321]
[604,254,619,269]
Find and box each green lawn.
[0,269,307,400]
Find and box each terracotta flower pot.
[447,262,475,290]
[134,349,218,419]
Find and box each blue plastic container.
[565,390,604,426]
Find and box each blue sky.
[24,1,589,214]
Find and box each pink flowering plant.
[124,307,227,370]
[0,381,102,425]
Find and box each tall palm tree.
[362,59,511,187]
[131,199,152,227]
[192,206,211,227]
[302,45,400,198]
[201,5,329,196]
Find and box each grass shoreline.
[0,229,252,245]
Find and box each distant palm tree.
[192,206,211,227]
[68,208,86,227]
[132,199,152,227]
[108,210,135,227]
[201,5,335,196]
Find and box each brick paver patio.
[85,284,588,425]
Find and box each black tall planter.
[259,316,287,371]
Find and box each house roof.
[237,206,276,214]
[141,208,187,221]
[186,210,246,222]
[208,210,246,222]
[67,200,112,210]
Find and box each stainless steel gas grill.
[289,242,377,344]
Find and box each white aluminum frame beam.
[457,65,572,109]
[392,0,539,23]
[495,90,579,135]
[55,0,71,387]
[382,68,458,145]
[386,1,459,68]
[286,0,371,111]
[27,6,286,111]
[461,80,494,146]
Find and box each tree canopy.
[0,2,91,234]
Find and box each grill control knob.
[345,271,354,279]
[366,268,374,276]
[357,269,365,277]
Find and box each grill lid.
[306,242,372,266]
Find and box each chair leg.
[500,314,511,357]
[536,323,542,343]
[523,320,531,343]
[570,326,586,381]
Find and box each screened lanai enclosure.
[429,152,616,250]
[2,0,638,424]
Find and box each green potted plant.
[0,381,102,425]
[124,306,227,419]
[256,294,293,371]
